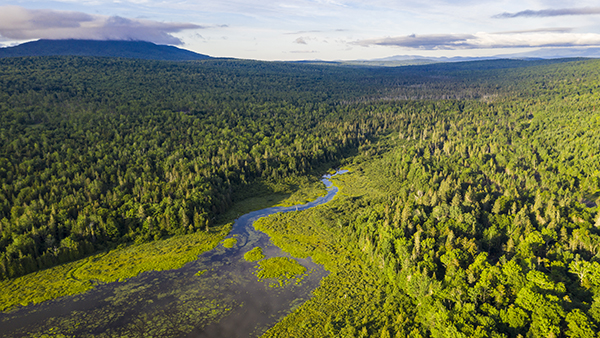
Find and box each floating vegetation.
[255,257,307,287]
[243,247,266,262]
[0,225,230,312]
[222,238,237,249]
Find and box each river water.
[0,170,347,337]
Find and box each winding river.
[0,170,347,337]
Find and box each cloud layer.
[4,1,600,60]
[0,6,201,45]
[354,32,600,50]
[494,7,600,18]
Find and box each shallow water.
[0,171,347,338]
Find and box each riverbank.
[257,167,418,337]
[0,175,327,313]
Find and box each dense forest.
[1,55,600,337]
[1,56,555,280]
[261,60,600,338]
[0,56,385,279]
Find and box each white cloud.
[0,6,201,45]
[354,31,600,50]
[6,0,600,60]
[289,50,318,53]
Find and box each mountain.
[372,55,496,63]
[0,39,211,61]
[366,47,600,65]
[493,47,600,59]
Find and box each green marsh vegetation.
[0,224,229,311]
[222,237,237,249]
[273,177,327,207]
[256,173,413,337]
[255,257,308,287]
[6,272,239,338]
[244,247,265,262]
[0,174,327,312]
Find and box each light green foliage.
[255,257,307,287]
[0,224,230,311]
[500,305,529,329]
[77,225,231,283]
[0,260,93,312]
[222,237,237,248]
[257,180,419,337]
[274,178,327,207]
[244,247,265,262]
[566,309,597,338]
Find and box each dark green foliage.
[316,59,600,337]
[0,56,394,280]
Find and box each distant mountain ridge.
[368,47,600,64]
[0,39,211,61]
[295,48,600,68]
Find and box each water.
[0,170,347,337]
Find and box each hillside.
[0,40,211,61]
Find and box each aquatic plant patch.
[222,237,237,248]
[244,247,266,262]
[255,257,307,287]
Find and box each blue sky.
[1,0,600,60]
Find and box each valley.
[1,55,599,337]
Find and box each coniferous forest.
[1,55,600,337]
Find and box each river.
[0,170,347,337]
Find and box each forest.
[1,55,600,337]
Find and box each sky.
[1,0,600,61]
